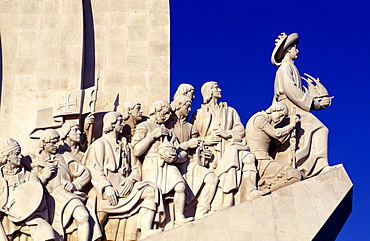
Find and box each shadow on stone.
[313,187,353,241]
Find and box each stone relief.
[0,32,336,240]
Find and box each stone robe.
[83,136,163,217]
[32,152,90,238]
[272,62,329,178]
[191,102,247,193]
[0,166,55,241]
[132,120,186,195]
[169,116,215,201]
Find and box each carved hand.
[319,96,332,109]
[63,181,76,192]
[212,126,231,139]
[120,178,134,197]
[105,186,119,206]
[204,135,221,145]
[84,113,95,131]
[187,138,201,149]
[161,151,177,163]
[42,164,57,180]
[312,99,324,111]
[150,127,169,139]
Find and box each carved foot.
[174,217,194,227]
[195,207,210,220]
[246,190,264,201]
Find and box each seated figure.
[0,138,55,241]
[32,129,91,241]
[132,100,193,227]
[191,81,262,209]
[245,102,302,192]
[83,112,163,240]
[167,95,218,219]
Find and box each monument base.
[144,164,352,241]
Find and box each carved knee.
[174,182,185,193]
[142,185,156,200]
[204,172,218,186]
[74,206,90,224]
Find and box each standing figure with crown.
[270,32,334,178]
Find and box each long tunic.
[132,120,186,195]
[169,117,215,200]
[83,136,162,215]
[272,62,329,178]
[191,102,247,193]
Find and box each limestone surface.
[144,165,352,241]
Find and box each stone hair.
[173,83,194,100]
[60,121,79,141]
[122,101,140,121]
[103,112,122,134]
[201,81,218,104]
[171,95,191,112]
[148,100,171,116]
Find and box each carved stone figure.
[191,82,262,209]
[59,121,84,161]
[132,100,193,227]
[245,102,302,192]
[271,33,333,178]
[168,95,218,219]
[32,129,91,241]
[0,138,55,241]
[121,101,144,143]
[173,83,195,101]
[83,112,163,239]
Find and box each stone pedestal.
[144,165,352,241]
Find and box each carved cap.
[1,138,21,157]
[271,33,299,66]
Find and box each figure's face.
[211,84,221,99]
[68,125,81,143]
[114,117,124,133]
[186,89,195,100]
[179,101,191,117]
[44,138,59,155]
[270,111,286,125]
[155,107,171,124]
[129,104,143,122]
[288,45,299,60]
[7,150,22,167]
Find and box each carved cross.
[57,94,77,114]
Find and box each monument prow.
[144,165,352,241]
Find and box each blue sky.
[169,1,370,239]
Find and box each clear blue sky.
[170,1,369,240]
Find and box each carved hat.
[1,138,21,157]
[271,32,299,66]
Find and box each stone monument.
[0,0,352,240]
